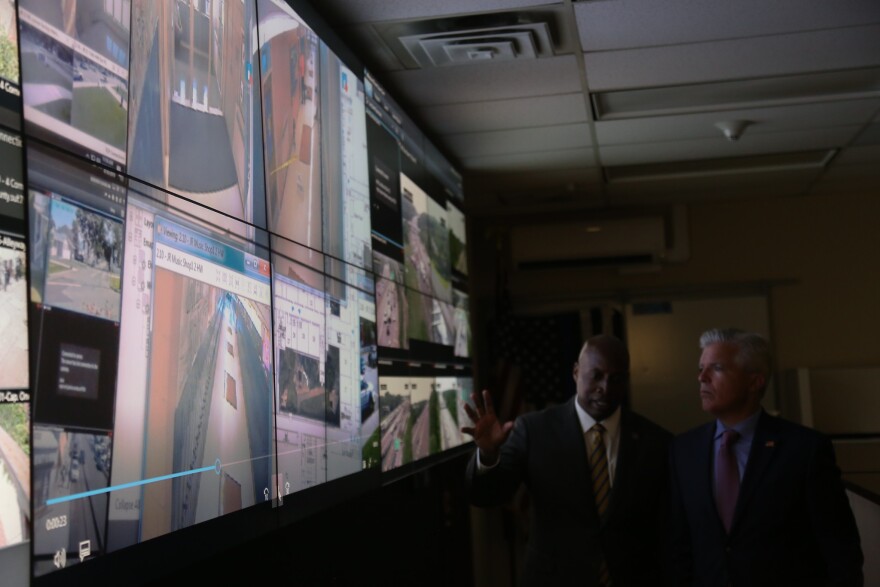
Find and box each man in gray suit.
[463,334,672,587]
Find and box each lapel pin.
[765,440,775,448]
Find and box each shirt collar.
[575,397,622,439]
[715,408,762,442]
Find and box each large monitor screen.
[319,43,371,271]
[107,185,274,558]
[19,0,131,171]
[258,0,322,248]
[7,3,473,583]
[27,143,126,578]
[126,0,266,229]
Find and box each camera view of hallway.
[258,0,322,249]
[141,271,272,540]
[127,1,262,225]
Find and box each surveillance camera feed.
[0,127,28,587]
[126,0,267,230]
[18,0,131,171]
[0,0,21,129]
[11,2,471,583]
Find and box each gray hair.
[700,328,771,390]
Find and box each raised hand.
[461,389,514,466]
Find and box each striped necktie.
[588,423,612,586]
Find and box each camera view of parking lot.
[19,0,130,166]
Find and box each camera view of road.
[19,1,130,164]
[379,377,411,472]
[32,428,109,576]
[44,199,122,320]
[0,405,29,550]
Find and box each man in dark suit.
[462,334,672,587]
[669,328,864,586]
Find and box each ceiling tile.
[461,147,596,172]
[418,93,588,135]
[598,126,862,166]
[442,124,592,158]
[383,54,582,106]
[595,100,880,145]
[575,0,880,52]
[584,25,880,91]
[317,0,562,26]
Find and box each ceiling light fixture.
[714,120,752,142]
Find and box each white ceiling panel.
[316,0,562,25]
[595,100,880,145]
[599,127,862,166]
[419,93,588,135]
[575,0,880,52]
[442,123,592,158]
[584,25,880,91]
[461,148,596,172]
[384,54,583,106]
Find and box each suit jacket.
[669,410,864,587]
[466,398,672,587]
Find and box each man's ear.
[572,361,579,383]
[749,372,766,396]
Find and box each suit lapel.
[731,410,778,533]
[607,410,637,521]
[696,422,726,534]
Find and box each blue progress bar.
[46,465,216,506]
[371,230,403,250]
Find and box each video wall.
[0,1,473,584]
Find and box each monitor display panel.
[18,0,131,171]
[324,270,377,480]
[453,288,471,359]
[26,143,126,578]
[446,199,467,280]
[0,0,21,129]
[319,42,371,270]
[0,233,27,391]
[378,372,411,472]
[106,186,274,560]
[126,0,266,229]
[366,112,402,262]
[433,376,472,451]
[372,250,405,343]
[0,128,25,233]
[258,0,322,249]
[272,246,329,494]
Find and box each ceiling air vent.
[374,8,572,69]
[398,23,553,67]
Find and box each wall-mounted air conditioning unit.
[509,206,689,271]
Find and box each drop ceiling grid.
[598,126,862,167]
[317,0,563,26]
[419,93,588,135]
[582,25,880,92]
[443,123,593,158]
[573,0,880,52]
[460,147,596,172]
[594,99,880,146]
[384,54,584,106]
